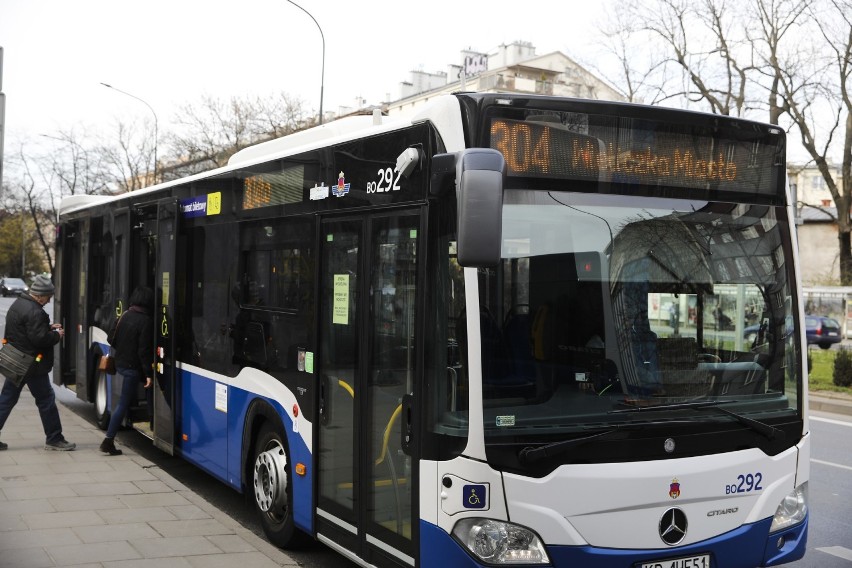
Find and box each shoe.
[0,440,7,451]
[99,437,122,456]
[44,439,76,451]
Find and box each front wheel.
[94,369,111,430]
[252,421,308,548]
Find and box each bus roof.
[59,95,465,217]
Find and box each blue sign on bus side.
[181,196,208,217]
[463,484,487,509]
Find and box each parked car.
[0,277,28,297]
[806,315,843,349]
[743,315,794,346]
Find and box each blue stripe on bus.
[176,367,314,535]
[420,515,807,567]
[92,351,315,536]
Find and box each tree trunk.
[840,230,852,285]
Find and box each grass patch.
[808,348,852,394]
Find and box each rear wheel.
[94,369,110,430]
[252,421,308,548]
[819,343,832,350]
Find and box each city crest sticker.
[669,478,681,499]
[332,171,351,197]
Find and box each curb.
[809,393,852,417]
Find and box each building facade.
[788,163,844,285]
[386,41,625,115]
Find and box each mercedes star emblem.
[659,507,688,545]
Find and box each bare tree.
[598,0,852,284]
[165,91,310,175]
[754,0,852,281]
[610,0,756,116]
[100,118,157,192]
[1,129,114,274]
[595,1,673,104]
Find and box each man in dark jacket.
[0,274,76,451]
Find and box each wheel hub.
[253,443,288,513]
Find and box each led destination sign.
[489,117,782,194]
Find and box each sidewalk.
[0,388,298,568]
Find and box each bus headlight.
[452,518,550,564]
[770,482,808,532]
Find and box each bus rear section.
[418,94,808,567]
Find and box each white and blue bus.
[55,92,809,567]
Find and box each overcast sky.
[0,0,609,147]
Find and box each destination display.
[242,165,305,210]
[489,116,782,194]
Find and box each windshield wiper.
[518,426,632,464]
[611,399,784,441]
[695,405,785,441]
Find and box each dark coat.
[109,306,154,379]
[4,294,61,375]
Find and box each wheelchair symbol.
[463,484,486,509]
[468,490,481,506]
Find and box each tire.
[251,421,308,548]
[819,343,832,350]
[94,368,111,430]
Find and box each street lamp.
[100,82,159,184]
[287,0,325,125]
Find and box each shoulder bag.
[99,313,124,375]
[0,339,36,388]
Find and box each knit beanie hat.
[30,274,55,296]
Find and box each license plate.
[639,554,710,568]
[828,332,838,336]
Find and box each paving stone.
[204,534,257,553]
[89,469,159,483]
[133,479,172,493]
[46,460,116,474]
[46,540,142,565]
[71,481,144,497]
[119,493,192,509]
[49,495,127,512]
[3,484,75,501]
[72,522,160,543]
[0,515,28,531]
[149,518,233,538]
[0,472,92,488]
[0,546,55,568]
[186,551,282,568]
[166,505,211,521]
[97,507,178,525]
[0,526,81,549]
[23,510,106,530]
[0,498,55,515]
[102,558,193,568]
[129,535,223,558]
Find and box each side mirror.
[455,149,505,267]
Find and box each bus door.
[317,210,422,567]
[54,218,86,390]
[152,198,179,454]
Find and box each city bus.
[54,92,809,567]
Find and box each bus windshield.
[475,190,802,470]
